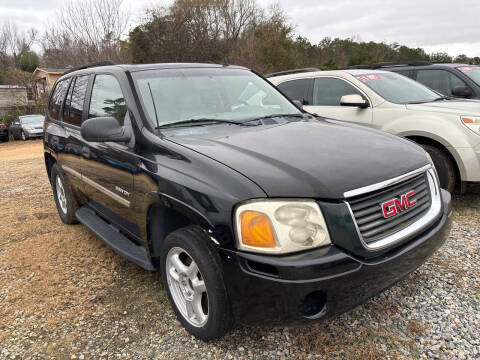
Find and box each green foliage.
[18,51,40,73]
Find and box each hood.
[165,119,429,199]
[406,99,480,115]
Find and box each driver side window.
[88,74,127,125]
[313,77,362,106]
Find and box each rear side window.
[63,75,89,127]
[48,79,70,120]
[277,79,310,104]
[313,77,362,106]
[88,74,127,125]
[416,70,466,96]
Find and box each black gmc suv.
[44,62,452,340]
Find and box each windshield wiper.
[407,96,451,104]
[249,113,306,121]
[157,118,243,129]
[432,96,453,101]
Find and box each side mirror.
[340,94,369,108]
[81,117,130,143]
[292,99,304,109]
[452,86,472,98]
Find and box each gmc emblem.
[381,191,417,218]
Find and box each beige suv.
[268,69,480,192]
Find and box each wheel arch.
[146,196,216,268]
[44,152,57,185]
[404,134,463,182]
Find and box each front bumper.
[25,129,43,138]
[219,190,452,326]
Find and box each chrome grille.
[347,173,431,244]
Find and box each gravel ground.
[0,140,479,360]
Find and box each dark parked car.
[9,115,45,140]
[44,62,452,340]
[361,62,480,100]
[0,122,8,142]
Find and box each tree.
[454,54,469,64]
[430,52,452,63]
[18,51,40,72]
[42,0,130,67]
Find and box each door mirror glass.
[340,94,369,108]
[451,85,472,98]
[81,117,130,143]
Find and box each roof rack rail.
[348,61,432,70]
[265,67,320,78]
[63,60,116,75]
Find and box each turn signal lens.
[240,211,276,248]
[461,116,480,134]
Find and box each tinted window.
[88,74,127,125]
[395,70,412,78]
[313,77,362,106]
[416,70,466,96]
[64,75,89,127]
[48,79,70,120]
[277,79,310,104]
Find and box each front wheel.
[422,144,456,193]
[160,226,234,341]
[21,131,27,141]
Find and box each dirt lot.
[1,140,479,359]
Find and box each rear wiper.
[157,118,242,129]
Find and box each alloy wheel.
[166,247,208,327]
[56,175,68,215]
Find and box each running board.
[76,206,155,271]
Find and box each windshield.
[132,68,301,127]
[20,116,44,124]
[354,72,440,104]
[457,66,480,86]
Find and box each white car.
[268,69,480,192]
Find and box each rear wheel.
[51,163,79,224]
[421,144,456,193]
[160,226,234,341]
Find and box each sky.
[1,0,479,57]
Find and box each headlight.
[24,125,33,130]
[461,116,480,134]
[234,199,331,254]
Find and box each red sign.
[381,190,417,218]
[357,74,382,82]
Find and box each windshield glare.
[132,68,301,127]
[457,66,480,86]
[20,116,44,124]
[355,72,440,104]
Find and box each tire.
[421,144,456,193]
[160,226,234,341]
[51,163,79,224]
[21,131,27,141]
